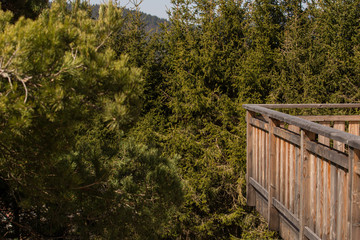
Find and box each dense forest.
[0,0,359,239]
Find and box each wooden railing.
[243,104,360,240]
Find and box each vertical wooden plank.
[266,131,269,188]
[262,130,266,188]
[255,127,258,183]
[282,139,286,206]
[268,118,280,231]
[288,125,300,134]
[262,129,265,188]
[320,159,325,238]
[324,160,331,239]
[282,139,286,205]
[259,129,263,187]
[285,140,289,209]
[247,111,255,206]
[334,122,346,151]
[319,122,331,238]
[333,123,345,240]
[349,122,360,136]
[280,138,284,204]
[299,130,316,240]
[349,148,360,240]
[319,122,331,146]
[309,153,316,231]
[276,137,281,200]
[289,142,295,214]
[342,170,348,240]
[349,122,360,240]
[330,161,338,240]
[295,146,300,217]
[288,125,300,216]
[316,156,322,237]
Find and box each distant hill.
[91,4,169,33]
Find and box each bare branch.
[20,79,28,103]
[72,181,103,190]
[50,64,84,81]
[95,31,114,52]
[3,47,19,69]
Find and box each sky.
[90,0,172,19]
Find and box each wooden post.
[348,147,360,240]
[299,129,316,239]
[268,118,280,231]
[247,111,256,206]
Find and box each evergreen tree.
[0,1,183,238]
[269,0,316,103]
[238,0,284,104]
[314,0,360,103]
[270,0,360,104]
[131,0,277,238]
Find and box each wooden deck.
[243,104,360,240]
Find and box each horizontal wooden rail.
[244,104,360,240]
[299,115,360,122]
[243,104,360,149]
[256,103,360,109]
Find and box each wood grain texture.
[289,142,295,214]
[252,103,360,109]
[351,149,360,240]
[268,118,280,231]
[315,156,322,237]
[324,159,331,239]
[333,122,346,152]
[349,123,360,240]
[300,130,316,240]
[280,138,284,205]
[246,111,256,206]
[260,128,263,185]
[288,124,300,218]
[333,123,345,240]
[299,115,360,122]
[255,127,259,183]
[274,126,301,146]
[284,142,290,208]
[306,141,348,170]
[318,122,331,146]
[330,163,337,240]
[262,130,266,188]
[309,153,316,231]
[319,123,330,239]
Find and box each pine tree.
[0,1,183,238]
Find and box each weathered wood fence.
[243,104,360,240]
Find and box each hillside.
[91,4,168,33]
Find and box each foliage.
[0,1,182,238]
[270,0,360,104]
[2,0,360,239]
[130,0,360,238]
[129,0,279,238]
